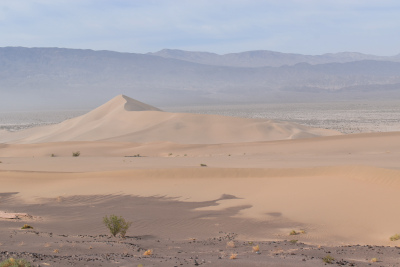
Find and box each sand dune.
[1,95,400,266]
[0,131,398,172]
[0,95,340,144]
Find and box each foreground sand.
[1,131,400,266]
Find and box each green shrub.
[72,151,80,157]
[289,239,298,244]
[322,255,335,264]
[21,224,33,229]
[103,215,132,237]
[390,234,400,241]
[289,230,297,235]
[0,258,31,267]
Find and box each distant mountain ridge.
[1,47,400,110]
[148,49,400,67]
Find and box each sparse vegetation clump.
[289,230,298,235]
[21,224,33,229]
[226,240,235,248]
[143,249,153,256]
[0,258,31,267]
[51,154,56,157]
[103,215,132,238]
[390,234,400,241]
[200,163,207,167]
[252,244,260,252]
[322,254,335,264]
[229,253,237,260]
[371,257,378,263]
[72,151,80,157]
[290,239,298,244]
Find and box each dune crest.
[0,95,340,144]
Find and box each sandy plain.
[1,95,400,266]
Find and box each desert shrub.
[103,215,132,237]
[229,253,237,260]
[21,224,33,229]
[143,249,153,256]
[72,151,80,157]
[289,230,298,235]
[252,244,260,252]
[290,239,298,244]
[371,258,378,262]
[226,240,235,248]
[200,163,207,167]
[390,234,400,241]
[51,154,55,157]
[322,254,335,264]
[0,258,31,267]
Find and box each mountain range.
[149,49,400,68]
[1,47,400,110]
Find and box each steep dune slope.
[0,95,340,144]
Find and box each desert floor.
[1,96,400,266]
[1,131,400,266]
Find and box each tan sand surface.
[1,130,400,246]
[1,165,400,247]
[1,95,400,266]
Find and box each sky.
[0,0,399,56]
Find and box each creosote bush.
[0,258,31,267]
[390,234,400,241]
[72,151,80,157]
[322,254,335,264]
[103,215,132,238]
[289,230,298,235]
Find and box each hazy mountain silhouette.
[1,47,400,110]
[149,49,400,67]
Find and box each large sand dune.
[0,95,340,144]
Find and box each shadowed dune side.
[0,95,340,144]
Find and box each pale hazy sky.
[1,0,399,55]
